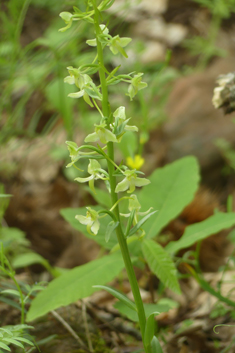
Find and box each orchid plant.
[60,1,160,352]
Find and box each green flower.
[59,12,74,32]
[75,159,108,193]
[86,24,109,47]
[86,24,132,58]
[109,35,132,58]
[113,107,138,132]
[66,141,81,168]
[64,66,102,107]
[85,122,118,144]
[127,73,147,101]
[75,207,100,235]
[120,194,153,224]
[113,106,138,140]
[115,169,150,194]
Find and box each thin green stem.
[91,2,149,351]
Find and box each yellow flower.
[126,155,144,170]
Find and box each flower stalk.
[61,1,154,351]
[91,1,149,350]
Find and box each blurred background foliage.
[0,0,180,150]
[0,0,235,168]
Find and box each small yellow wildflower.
[126,155,144,170]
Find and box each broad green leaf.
[117,131,137,159]
[138,156,200,237]
[114,301,173,322]
[110,235,140,254]
[60,206,118,249]
[151,336,163,353]
[26,253,124,322]
[144,313,159,347]
[93,285,136,311]
[85,187,112,208]
[142,239,181,294]
[166,212,235,254]
[12,253,46,269]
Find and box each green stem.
[92,2,149,351]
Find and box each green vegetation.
[1,0,235,352]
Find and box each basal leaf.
[138,156,200,238]
[93,285,137,311]
[151,336,163,353]
[114,301,173,322]
[166,212,235,254]
[144,312,158,347]
[60,206,118,249]
[142,239,181,294]
[26,253,124,322]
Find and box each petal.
[59,12,73,22]
[109,45,119,55]
[68,90,84,98]
[100,24,109,34]
[113,106,126,120]
[98,128,118,143]
[137,82,148,91]
[125,124,138,132]
[119,37,132,48]
[89,178,96,194]
[86,39,97,46]
[128,194,141,211]
[115,177,129,193]
[85,132,99,143]
[138,207,154,216]
[83,92,94,107]
[134,177,150,187]
[120,213,131,218]
[91,219,100,235]
[88,159,101,174]
[74,175,94,183]
[59,21,72,33]
[64,76,75,85]
[127,179,136,194]
[75,215,91,226]
[127,85,135,100]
